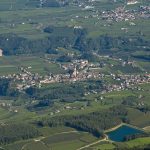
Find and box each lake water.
[107,125,144,142]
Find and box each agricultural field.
[3,127,150,150]
[4,130,98,150]
[0,55,64,75]
[89,137,150,150]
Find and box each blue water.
[107,125,144,142]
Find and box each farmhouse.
[0,49,3,57]
[127,0,138,5]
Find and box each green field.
[125,137,150,148]
[92,142,116,150]
[0,55,64,75]
[4,130,98,150]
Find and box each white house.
[0,49,3,57]
[127,0,138,5]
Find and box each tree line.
[124,132,150,142]
[37,105,128,137]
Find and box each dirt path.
[20,130,78,150]
[143,126,150,131]
[21,143,31,150]
[52,130,78,135]
[104,123,144,133]
[104,123,123,133]
[76,137,107,150]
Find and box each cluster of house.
[104,4,150,21]
[14,68,42,90]
[40,59,100,83]
[62,59,88,70]
[0,102,11,108]
[71,0,149,25]
[139,5,150,19]
[0,54,149,93]
[0,102,18,113]
[0,59,99,90]
[101,6,136,22]
[103,74,150,93]
[1,64,149,97]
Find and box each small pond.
[107,125,144,142]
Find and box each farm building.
[127,0,138,5]
[0,49,3,57]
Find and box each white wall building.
[0,49,3,57]
[127,0,138,5]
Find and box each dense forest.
[0,123,40,145]
[0,26,149,59]
[37,105,128,137]
[26,80,103,110]
[26,80,103,101]
[0,79,19,97]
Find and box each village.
[0,60,150,115]
[0,54,150,95]
[101,5,150,22]
[71,0,150,26]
